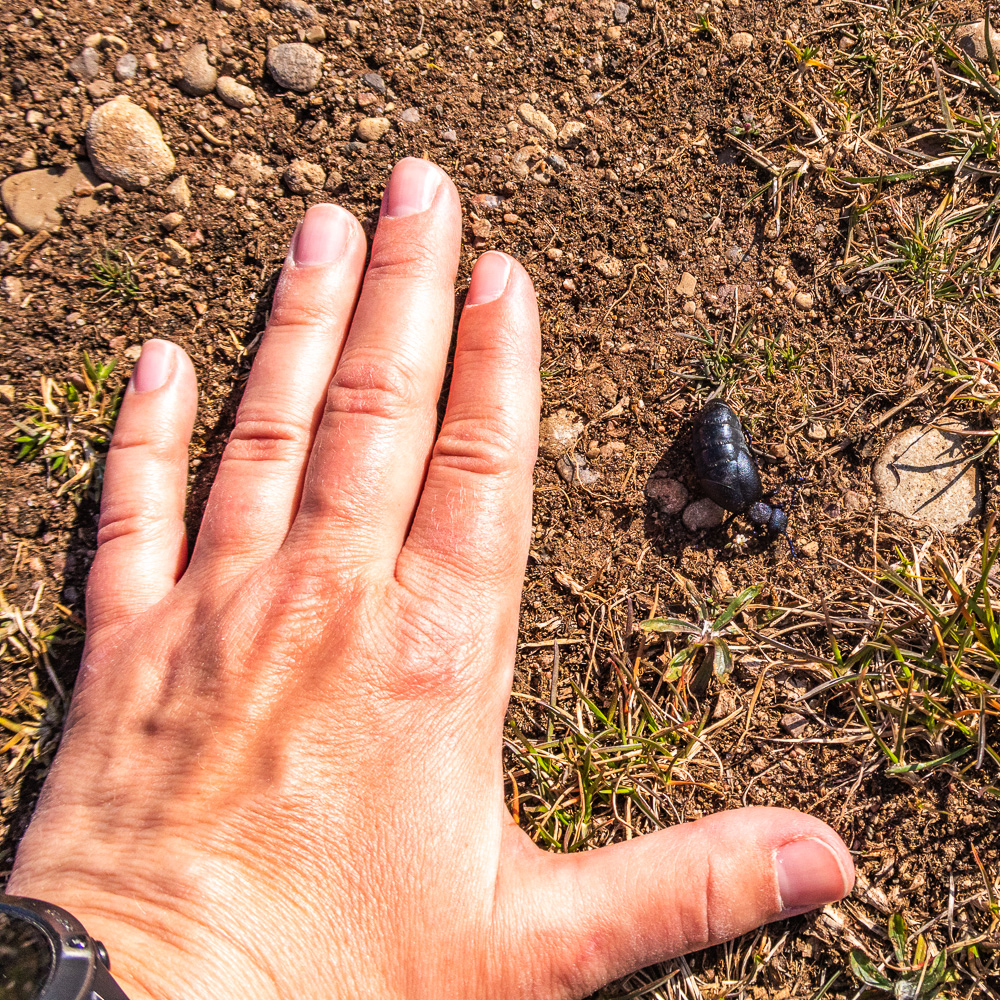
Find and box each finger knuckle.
[326,350,421,422]
[97,506,170,547]
[364,239,443,288]
[432,416,521,479]
[222,416,312,466]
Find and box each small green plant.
[91,248,141,302]
[849,913,952,998]
[10,353,121,498]
[641,579,760,692]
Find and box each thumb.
[502,807,854,999]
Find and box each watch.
[0,893,131,1000]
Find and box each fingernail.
[131,339,175,394]
[381,158,441,218]
[292,204,353,266]
[776,839,851,915]
[466,252,512,306]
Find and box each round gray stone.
[267,43,323,92]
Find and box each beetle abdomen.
[693,401,762,513]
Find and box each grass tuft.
[8,354,121,499]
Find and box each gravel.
[267,43,323,92]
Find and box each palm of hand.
[9,160,852,1000]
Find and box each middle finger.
[290,158,462,566]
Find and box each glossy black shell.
[693,401,762,514]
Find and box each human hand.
[8,158,854,1000]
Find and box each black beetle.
[692,399,796,554]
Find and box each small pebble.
[14,149,39,171]
[267,42,324,92]
[279,0,319,20]
[399,107,420,123]
[362,71,386,95]
[2,275,24,305]
[216,76,257,109]
[557,452,600,487]
[115,53,138,81]
[806,422,827,441]
[613,2,630,24]
[730,31,754,52]
[356,116,390,142]
[163,237,191,267]
[683,498,726,531]
[517,102,557,141]
[178,43,217,97]
[214,184,237,200]
[164,175,191,208]
[645,473,689,514]
[68,47,101,82]
[440,129,457,143]
[676,271,697,297]
[538,409,583,459]
[283,158,326,194]
[85,96,175,189]
[793,291,814,309]
[557,120,586,148]
[158,211,185,231]
[216,0,243,10]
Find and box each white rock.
[538,409,583,459]
[872,420,982,530]
[85,96,175,189]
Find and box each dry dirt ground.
[2,0,999,997]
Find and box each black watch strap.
[90,960,131,1000]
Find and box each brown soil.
[2,0,998,996]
